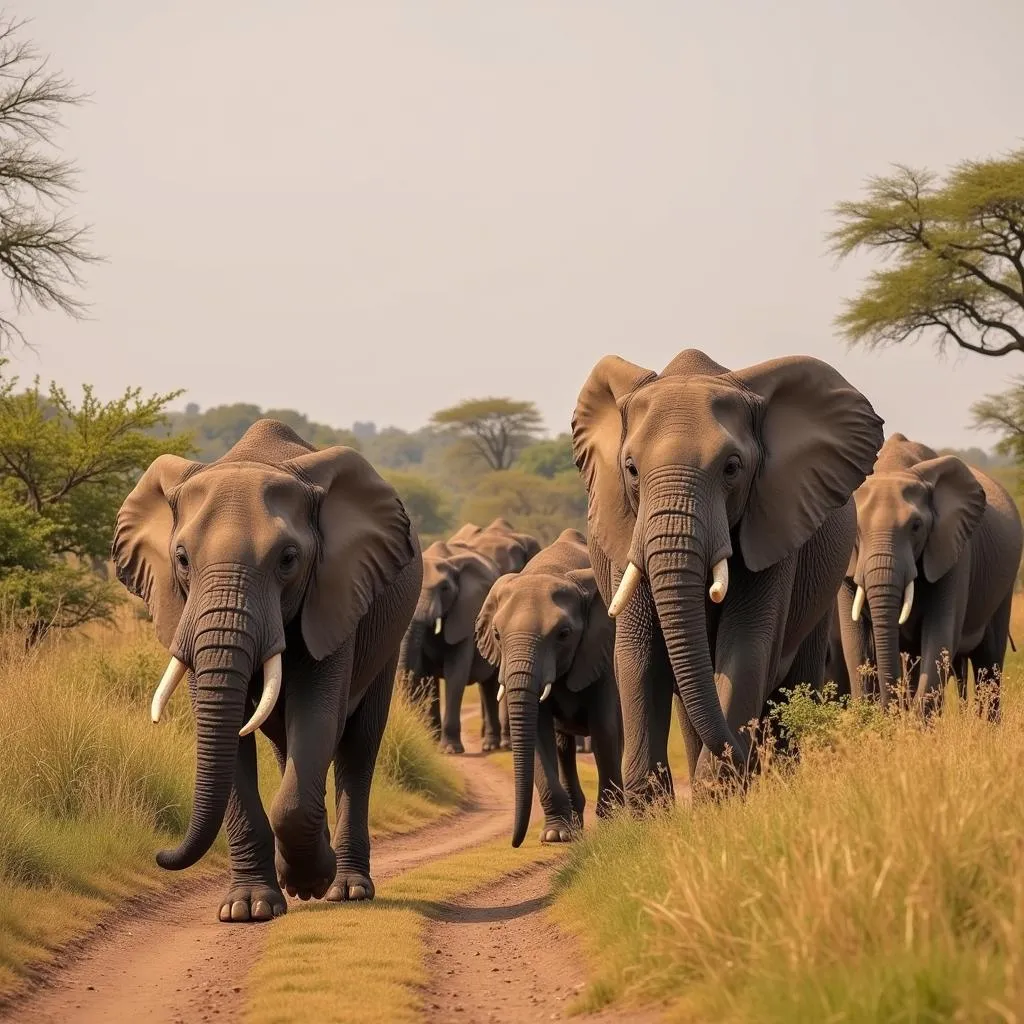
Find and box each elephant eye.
[723,455,742,480]
[910,518,923,533]
[175,547,189,571]
[624,457,638,480]
[557,626,571,641]
[279,546,299,574]
[492,626,500,643]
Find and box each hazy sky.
[13,1,1024,448]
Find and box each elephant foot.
[324,871,376,902]
[275,841,337,902]
[500,738,511,751]
[218,879,286,923]
[439,738,465,755]
[480,736,501,753]
[539,817,581,844]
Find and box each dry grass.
[552,599,1024,1022]
[245,837,562,1024]
[0,614,462,1000]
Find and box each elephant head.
[476,552,611,846]
[113,420,416,872]
[848,434,986,697]
[399,541,499,676]
[449,518,541,574]
[572,349,883,767]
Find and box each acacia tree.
[830,149,1024,357]
[430,397,544,471]
[0,364,192,639]
[0,16,98,347]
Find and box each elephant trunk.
[398,618,427,682]
[641,500,745,770]
[862,548,907,706]
[156,608,258,871]
[503,640,542,848]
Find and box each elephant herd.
[114,347,1023,923]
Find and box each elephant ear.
[564,568,614,692]
[731,356,884,572]
[508,531,541,567]
[288,447,417,660]
[475,573,514,667]
[444,551,498,645]
[111,454,203,649]
[914,456,987,583]
[571,355,658,567]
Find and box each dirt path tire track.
[424,859,658,1023]
[2,744,515,1024]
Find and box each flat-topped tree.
[830,149,1024,357]
[430,397,544,471]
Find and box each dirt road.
[2,732,644,1024]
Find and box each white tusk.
[851,585,865,623]
[898,579,914,626]
[708,559,729,604]
[239,653,283,737]
[434,617,443,635]
[151,657,188,724]
[608,562,642,618]
[539,683,552,702]
[497,683,505,702]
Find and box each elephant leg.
[408,672,442,740]
[672,691,702,784]
[951,654,969,703]
[535,708,577,842]
[555,729,586,821]
[427,677,442,739]
[326,659,396,903]
[479,678,503,752]
[968,589,1012,721]
[615,598,675,808]
[218,728,287,923]
[441,642,474,754]
[768,612,831,761]
[589,678,625,819]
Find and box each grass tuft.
[553,655,1024,1023]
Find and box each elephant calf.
[476,528,623,847]
[113,420,422,922]
[834,433,1023,717]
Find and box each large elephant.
[475,528,623,847]
[571,348,884,803]
[397,519,538,754]
[835,433,1022,717]
[112,420,421,922]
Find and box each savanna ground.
[2,601,1024,1023]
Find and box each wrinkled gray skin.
[476,529,623,847]
[112,420,421,922]
[835,433,1023,717]
[397,520,539,754]
[571,348,884,804]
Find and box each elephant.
[571,348,884,804]
[112,419,422,922]
[475,528,623,847]
[397,520,539,753]
[835,433,1023,717]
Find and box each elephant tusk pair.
[607,557,729,619]
[496,682,551,702]
[434,617,443,635]
[850,580,914,626]
[150,653,284,738]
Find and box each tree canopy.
[830,149,1024,357]
[0,17,99,347]
[430,397,544,471]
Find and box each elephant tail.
[1009,633,1017,654]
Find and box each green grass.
[245,836,562,1024]
[0,617,462,1002]
[552,617,1024,1023]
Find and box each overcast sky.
[12,1,1024,448]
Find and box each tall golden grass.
[0,614,462,1000]
[553,606,1024,1023]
